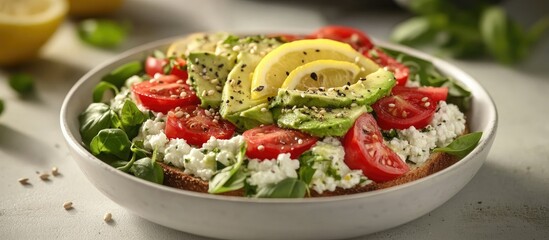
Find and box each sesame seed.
[232,45,241,51]
[215,86,222,91]
[350,33,359,43]
[402,111,408,117]
[52,167,59,176]
[18,178,29,185]
[297,139,303,144]
[424,102,431,107]
[388,103,395,108]
[153,73,162,79]
[207,89,216,96]
[421,97,428,102]
[175,111,184,118]
[176,80,184,84]
[104,212,113,222]
[354,56,360,63]
[39,173,50,181]
[261,108,268,112]
[201,91,206,97]
[186,79,192,85]
[180,92,187,97]
[257,145,265,151]
[210,79,219,85]
[170,94,179,98]
[63,202,73,210]
[351,103,358,107]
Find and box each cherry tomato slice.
[165,105,236,146]
[145,56,188,80]
[373,90,437,130]
[343,113,409,182]
[308,25,374,52]
[364,48,409,86]
[243,125,318,160]
[391,86,448,103]
[131,74,199,113]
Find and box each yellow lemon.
[0,0,68,66]
[251,38,379,100]
[67,0,123,17]
[281,59,361,90]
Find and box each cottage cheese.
[385,101,466,164]
[247,154,300,190]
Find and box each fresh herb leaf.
[298,151,317,185]
[79,103,115,146]
[265,178,308,198]
[480,6,514,64]
[90,128,131,160]
[222,35,240,45]
[208,144,246,193]
[391,16,435,45]
[130,157,164,184]
[92,81,119,103]
[120,99,147,127]
[77,19,128,48]
[9,73,34,94]
[162,56,178,75]
[434,132,483,158]
[102,61,143,89]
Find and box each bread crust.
[158,151,459,197]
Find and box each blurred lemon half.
[67,0,124,17]
[0,0,68,66]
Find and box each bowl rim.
[60,34,498,204]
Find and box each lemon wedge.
[281,59,361,90]
[251,38,379,100]
[0,0,68,66]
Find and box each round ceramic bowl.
[60,36,498,240]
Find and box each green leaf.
[265,178,308,198]
[434,132,483,158]
[79,103,115,146]
[92,81,119,103]
[120,99,147,127]
[527,16,549,46]
[208,144,247,194]
[222,35,240,45]
[392,16,436,45]
[90,128,131,160]
[153,50,166,59]
[130,157,164,184]
[102,61,143,89]
[298,151,317,185]
[77,19,128,48]
[9,73,34,94]
[480,6,514,64]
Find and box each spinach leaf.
[208,144,247,194]
[434,132,483,158]
[92,81,119,103]
[263,178,308,198]
[102,61,143,89]
[79,103,115,146]
[77,19,128,49]
[130,157,164,184]
[90,128,131,160]
[298,151,317,185]
[119,99,147,139]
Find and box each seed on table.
[52,167,59,176]
[63,202,73,210]
[39,173,50,181]
[104,212,113,222]
[18,178,29,185]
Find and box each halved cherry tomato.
[364,48,409,86]
[391,86,448,103]
[131,74,199,113]
[145,56,188,80]
[343,113,409,182]
[243,125,318,160]
[165,105,236,146]
[373,90,437,130]
[308,25,374,52]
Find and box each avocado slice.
[219,36,284,130]
[276,105,369,137]
[273,68,396,108]
[187,52,235,109]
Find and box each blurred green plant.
[9,73,34,94]
[77,19,129,48]
[391,0,549,64]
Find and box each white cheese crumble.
[309,137,369,194]
[247,154,300,190]
[385,101,466,164]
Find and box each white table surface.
[1,0,548,239]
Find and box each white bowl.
[60,36,498,240]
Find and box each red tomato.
[165,105,236,146]
[243,125,318,160]
[391,86,448,103]
[343,113,409,182]
[131,74,199,113]
[145,56,188,80]
[373,90,437,130]
[308,25,374,52]
[364,48,409,86]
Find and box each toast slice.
[158,151,459,197]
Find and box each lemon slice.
[0,0,67,66]
[281,60,361,90]
[251,38,379,100]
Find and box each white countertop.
[1,0,548,239]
